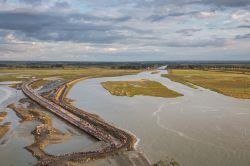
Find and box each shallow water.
[0,82,98,164]
[0,121,39,166]
[0,85,98,165]
[45,134,97,155]
[0,85,37,166]
[43,112,97,155]
[68,70,250,166]
[0,81,22,85]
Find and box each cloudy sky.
[0,0,249,61]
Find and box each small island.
[101,79,183,98]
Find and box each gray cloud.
[135,0,250,7]
[202,0,250,7]
[146,15,167,22]
[146,11,198,22]
[0,0,249,61]
[0,10,133,43]
[69,13,132,23]
[0,11,62,32]
[235,33,250,39]
[176,28,202,36]
[237,25,250,28]
[161,38,228,47]
[19,0,42,5]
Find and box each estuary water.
[68,70,250,166]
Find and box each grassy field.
[0,68,141,88]
[30,80,51,89]
[162,69,250,99]
[101,79,183,98]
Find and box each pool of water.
[0,82,98,165]
[68,70,250,166]
[45,134,97,155]
[0,85,37,166]
[43,112,97,155]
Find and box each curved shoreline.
[22,78,150,166]
[52,78,140,150]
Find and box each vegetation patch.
[0,112,7,122]
[0,112,10,139]
[151,71,160,74]
[0,122,11,139]
[101,79,183,98]
[153,158,180,166]
[0,68,141,82]
[163,69,250,99]
[30,79,51,89]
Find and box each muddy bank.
[7,102,71,164]
[0,112,7,122]
[8,104,35,122]
[26,124,71,161]
[0,111,11,139]
[0,122,11,139]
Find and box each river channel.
[68,69,250,166]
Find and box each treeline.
[0,61,166,70]
[111,64,161,69]
[167,64,250,71]
[0,61,249,70]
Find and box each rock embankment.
[22,79,150,166]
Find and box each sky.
[0,0,249,61]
